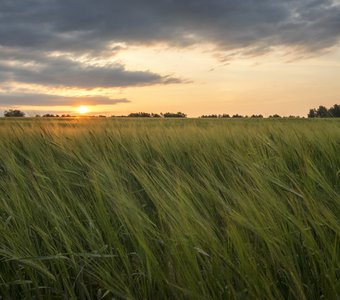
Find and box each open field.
[0,118,339,299]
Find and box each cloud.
[0,55,181,88]
[0,0,339,108]
[1,0,339,91]
[0,93,129,106]
[0,0,339,55]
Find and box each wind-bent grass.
[0,118,339,299]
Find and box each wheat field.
[0,118,339,299]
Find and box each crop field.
[0,118,339,299]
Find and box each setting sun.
[76,106,90,114]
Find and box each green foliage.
[0,118,339,299]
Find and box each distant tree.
[221,114,230,118]
[316,106,330,118]
[269,114,281,118]
[307,104,340,118]
[232,114,243,118]
[43,114,56,117]
[162,112,187,118]
[4,109,25,117]
[251,114,263,118]
[111,115,128,118]
[329,104,340,117]
[35,114,41,117]
[128,112,152,118]
[200,114,218,118]
[151,113,162,118]
[308,109,317,118]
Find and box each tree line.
[200,114,284,118]
[308,104,340,118]
[124,112,187,118]
[2,110,188,118]
[2,104,340,118]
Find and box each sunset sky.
[1,0,340,117]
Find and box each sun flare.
[76,106,90,114]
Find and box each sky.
[1,0,340,117]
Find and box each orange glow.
[76,106,90,114]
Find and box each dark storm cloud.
[0,0,339,53]
[0,93,129,106]
[0,56,180,88]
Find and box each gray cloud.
[0,93,129,106]
[0,0,339,54]
[0,0,339,107]
[0,55,181,88]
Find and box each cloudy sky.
[1,0,340,116]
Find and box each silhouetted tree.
[111,115,128,118]
[329,104,340,117]
[4,109,25,117]
[162,112,187,118]
[232,114,243,118]
[317,106,330,118]
[221,114,230,118]
[128,112,152,117]
[307,104,340,118]
[122,112,164,118]
[251,114,263,118]
[308,109,317,118]
[200,114,218,118]
[151,113,162,118]
[269,114,281,118]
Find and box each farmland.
[0,118,339,299]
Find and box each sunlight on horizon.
[76,106,90,114]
